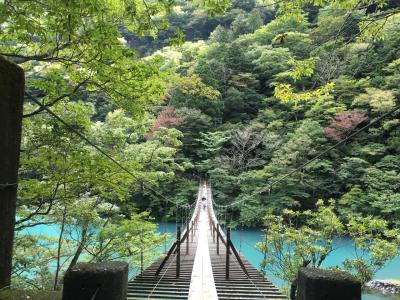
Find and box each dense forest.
[138,0,400,229]
[0,0,399,296]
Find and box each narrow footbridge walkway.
[128,181,286,300]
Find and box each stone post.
[0,56,24,289]
[62,261,128,300]
[296,267,361,300]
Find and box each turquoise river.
[23,222,400,299]
[159,223,400,300]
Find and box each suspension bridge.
[2,56,381,300]
[128,180,286,300]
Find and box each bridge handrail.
[206,183,250,278]
[154,181,202,276]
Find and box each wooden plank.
[205,183,287,300]
[129,181,287,300]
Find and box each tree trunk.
[0,56,24,289]
[54,207,67,290]
[67,219,89,272]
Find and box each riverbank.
[229,227,400,300]
[367,280,400,296]
[18,222,399,300]
[364,290,400,300]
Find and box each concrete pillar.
[0,56,24,289]
[296,267,361,300]
[62,261,128,300]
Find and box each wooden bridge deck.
[208,231,286,300]
[128,182,287,300]
[127,219,200,299]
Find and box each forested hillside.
[135,0,400,229]
[1,0,399,294]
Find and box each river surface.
[230,227,400,300]
[159,223,400,300]
[23,222,400,299]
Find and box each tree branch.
[24,79,90,118]
[0,42,71,64]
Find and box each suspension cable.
[27,94,191,210]
[175,203,178,230]
[147,250,178,299]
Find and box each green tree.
[15,102,181,289]
[257,201,400,298]
[231,9,263,37]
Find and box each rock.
[366,280,400,295]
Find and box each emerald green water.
[157,223,400,299]
[230,228,400,300]
[22,222,400,299]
